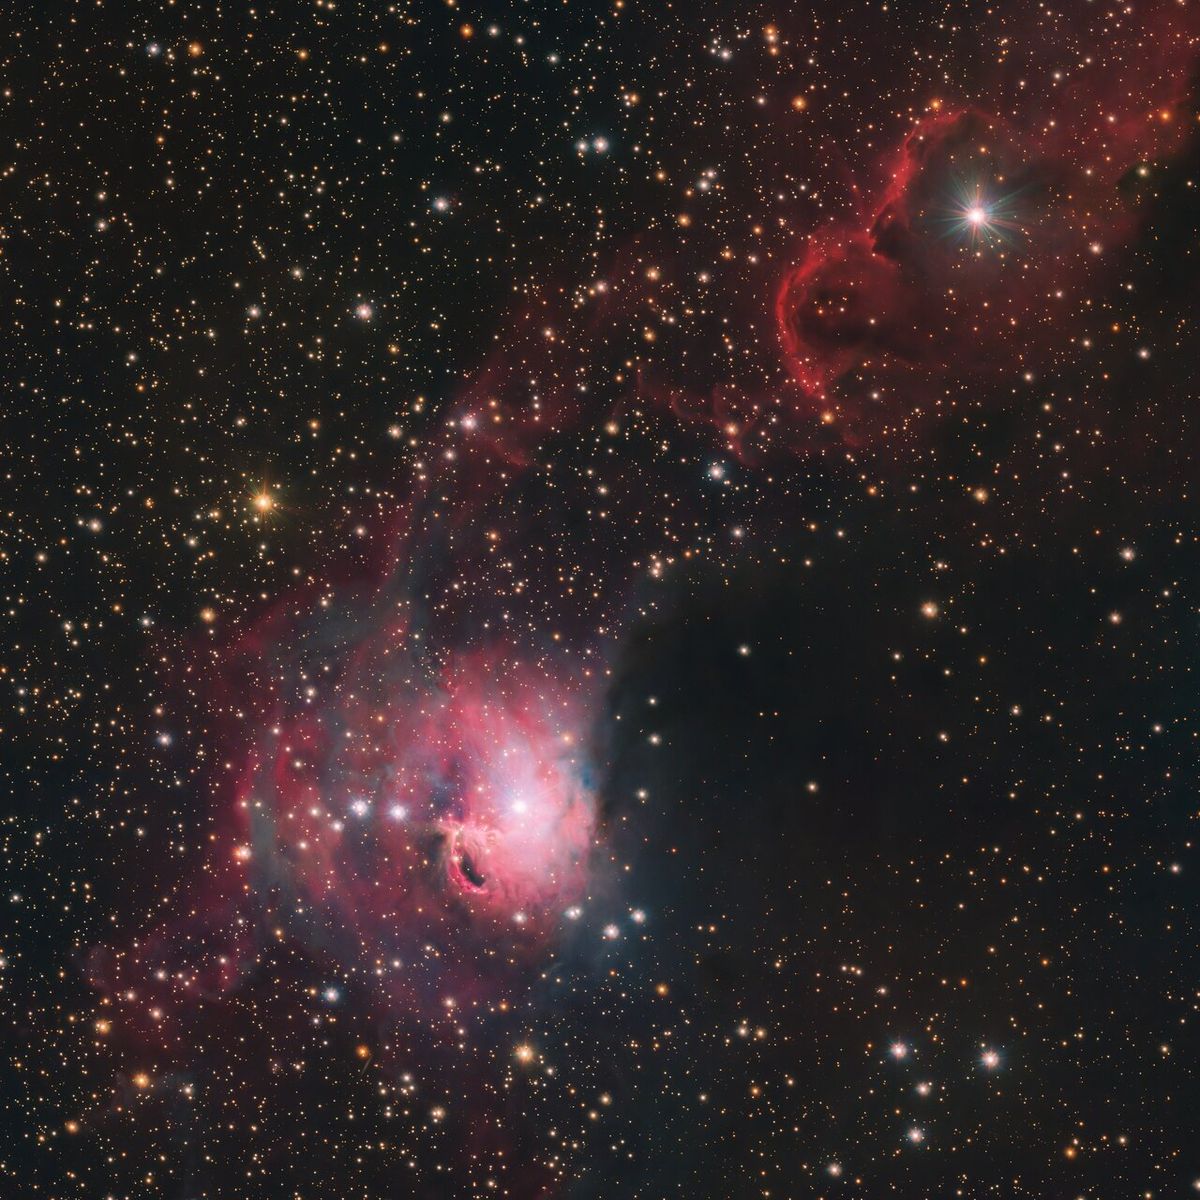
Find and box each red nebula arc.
[775,72,1200,441]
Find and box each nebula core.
[237,644,599,954]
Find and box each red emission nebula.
[89,0,1200,1068]
[775,49,1199,441]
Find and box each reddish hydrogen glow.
[236,644,599,948]
[87,639,604,1036]
[775,51,1200,443]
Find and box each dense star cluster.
[3,1,1200,1197]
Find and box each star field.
[2,2,1200,1198]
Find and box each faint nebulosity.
[3,2,1200,1198]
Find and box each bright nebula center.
[434,681,596,917]
[222,640,602,1008]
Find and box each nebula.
[774,28,1200,442]
[90,632,606,1047]
[89,10,1200,1042]
[91,382,620,1032]
[236,641,598,940]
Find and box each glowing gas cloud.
[235,641,598,946]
